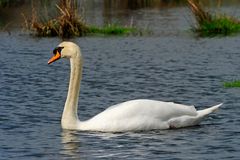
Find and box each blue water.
[0,32,240,159]
[1,3,240,158]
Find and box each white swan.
[48,41,222,132]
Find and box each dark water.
[1,2,240,160]
[1,33,240,159]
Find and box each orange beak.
[48,51,61,64]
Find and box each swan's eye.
[53,47,64,55]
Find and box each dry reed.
[23,0,88,38]
[187,0,240,36]
[23,0,138,38]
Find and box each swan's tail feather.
[168,103,222,129]
[197,103,222,118]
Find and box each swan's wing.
[82,99,198,131]
[102,99,197,119]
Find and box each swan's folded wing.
[82,99,199,132]
[90,99,197,122]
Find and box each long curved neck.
[61,53,83,129]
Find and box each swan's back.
[104,99,197,120]
[80,99,199,132]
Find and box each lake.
[1,1,240,159]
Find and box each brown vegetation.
[23,0,138,38]
[187,0,240,36]
[23,0,88,38]
[187,0,212,24]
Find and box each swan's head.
[48,41,81,64]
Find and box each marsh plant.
[88,24,137,36]
[188,0,240,37]
[23,0,89,38]
[224,80,240,88]
[23,0,137,38]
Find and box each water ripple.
[0,34,240,159]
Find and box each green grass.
[196,16,240,37]
[224,80,240,88]
[188,0,240,37]
[87,24,137,36]
[23,0,139,38]
[26,19,138,37]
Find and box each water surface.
[1,1,240,159]
[1,33,240,159]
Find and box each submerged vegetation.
[23,0,138,38]
[187,0,240,37]
[224,80,240,88]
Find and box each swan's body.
[48,41,222,132]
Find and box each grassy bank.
[198,16,240,36]
[224,80,240,88]
[23,0,138,38]
[88,24,137,36]
[188,0,240,37]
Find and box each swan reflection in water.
[60,129,198,159]
[61,130,81,158]
[60,130,120,158]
